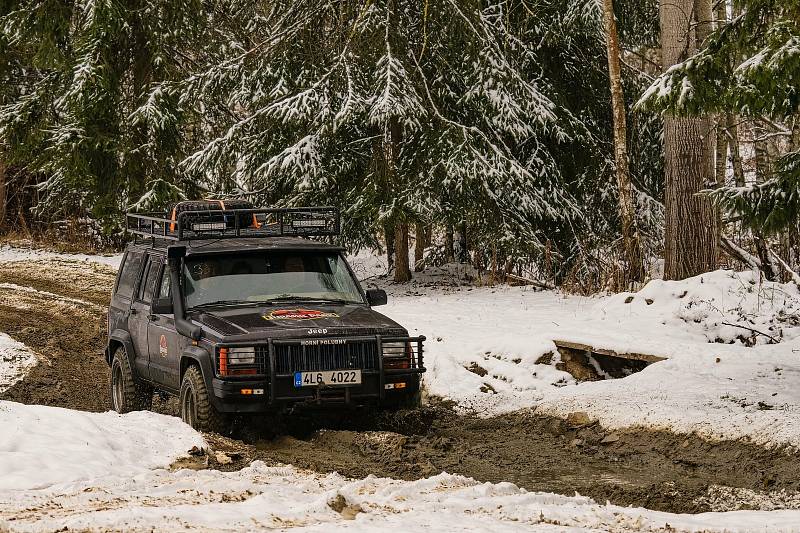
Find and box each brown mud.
[0,260,115,411]
[3,257,800,514]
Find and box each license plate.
[293,370,362,387]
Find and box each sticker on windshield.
[263,309,339,321]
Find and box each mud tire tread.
[109,347,153,413]
[180,365,229,434]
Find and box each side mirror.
[366,288,387,307]
[151,297,174,315]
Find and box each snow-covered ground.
[3,245,800,530]
[1,403,800,532]
[0,243,122,268]
[381,269,800,448]
[0,402,203,491]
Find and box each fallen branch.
[721,321,780,343]
[720,236,761,270]
[505,272,555,290]
[769,249,800,285]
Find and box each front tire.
[109,347,153,413]
[180,365,229,433]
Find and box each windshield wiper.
[262,295,359,305]
[191,299,260,310]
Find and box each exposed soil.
[0,260,114,411]
[4,257,800,515]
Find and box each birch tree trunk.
[601,0,644,282]
[661,0,719,280]
[714,0,732,189]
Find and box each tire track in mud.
[203,407,800,515]
[0,260,114,411]
[2,258,800,514]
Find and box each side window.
[139,258,161,304]
[158,268,171,300]
[116,251,144,300]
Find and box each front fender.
[107,329,136,368]
[180,344,215,390]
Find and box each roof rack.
[126,207,340,241]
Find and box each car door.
[131,254,161,381]
[147,264,180,391]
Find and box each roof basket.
[126,206,340,241]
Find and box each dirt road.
[2,258,799,514]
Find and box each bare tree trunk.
[754,231,779,281]
[0,160,6,232]
[601,0,645,282]
[714,0,730,189]
[414,222,427,272]
[384,223,395,271]
[715,125,727,185]
[661,0,719,280]
[753,121,770,183]
[386,117,411,282]
[445,225,455,262]
[454,221,468,263]
[728,115,746,186]
[394,223,411,282]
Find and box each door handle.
[130,308,138,315]
[149,314,158,321]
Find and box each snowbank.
[598,270,800,345]
[0,401,204,490]
[381,270,800,448]
[0,333,37,394]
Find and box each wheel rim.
[112,363,124,412]
[182,387,196,427]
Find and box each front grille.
[269,339,380,375]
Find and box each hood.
[189,303,407,339]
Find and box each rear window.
[139,258,161,304]
[116,251,144,299]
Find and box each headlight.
[227,346,256,365]
[382,341,411,370]
[218,346,258,376]
[382,342,409,357]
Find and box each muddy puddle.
[2,257,800,514]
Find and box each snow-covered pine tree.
[141,0,662,283]
[637,0,799,238]
[1,0,665,286]
[0,0,221,235]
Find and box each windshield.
[183,251,364,308]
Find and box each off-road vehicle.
[106,201,425,432]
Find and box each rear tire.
[109,347,153,413]
[180,365,229,434]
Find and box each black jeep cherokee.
[106,203,425,432]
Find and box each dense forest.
[0,0,797,291]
